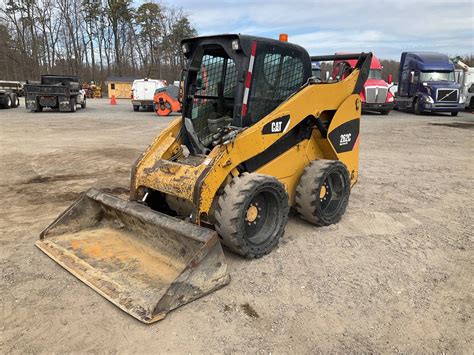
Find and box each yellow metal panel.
[326,94,361,185]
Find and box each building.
[106,77,139,99]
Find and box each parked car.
[131,78,166,111]
[0,81,22,109]
[395,52,464,116]
[24,75,86,112]
[331,53,394,115]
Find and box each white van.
[131,78,166,111]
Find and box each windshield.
[189,51,238,146]
[368,69,382,79]
[420,71,455,82]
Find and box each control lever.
[212,126,241,146]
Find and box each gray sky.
[161,0,474,59]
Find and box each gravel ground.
[1,99,473,353]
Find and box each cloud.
[165,0,474,58]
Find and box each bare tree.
[0,0,198,84]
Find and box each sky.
[158,0,473,59]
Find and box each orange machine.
[153,85,181,116]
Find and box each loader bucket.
[36,188,230,323]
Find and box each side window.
[195,55,224,97]
[333,62,342,78]
[400,71,408,95]
[247,50,305,123]
[413,72,419,83]
[111,83,115,90]
[224,62,238,97]
[263,54,281,86]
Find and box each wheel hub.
[319,183,328,200]
[246,205,259,223]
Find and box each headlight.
[182,43,190,54]
[231,39,240,51]
[424,95,434,103]
[459,94,465,104]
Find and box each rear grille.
[365,86,388,103]
[436,89,458,102]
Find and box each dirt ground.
[1,99,473,353]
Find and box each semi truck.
[311,61,321,79]
[24,75,86,112]
[452,57,474,111]
[331,54,394,115]
[395,52,464,116]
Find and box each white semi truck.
[453,57,474,111]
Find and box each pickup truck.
[24,75,86,112]
[0,81,22,109]
[395,52,464,116]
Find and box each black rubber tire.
[4,95,12,109]
[414,99,422,115]
[451,111,458,117]
[81,99,86,109]
[10,94,18,108]
[214,173,289,258]
[133,105,139,112]
[70,97,76,112]
[295,160,351,226]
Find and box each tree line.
[1,1,472,87]
[0,0,197,84]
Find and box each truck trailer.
[0,81,22,109]
[395,52,464,116]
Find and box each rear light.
[279,34,288,42]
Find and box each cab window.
[247,48,304,123]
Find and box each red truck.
[332,54,394,115]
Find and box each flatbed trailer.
[0,81,22,109]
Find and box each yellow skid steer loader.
[37,34,371,323]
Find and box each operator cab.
[181,34,312,153]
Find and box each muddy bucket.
[36,188,230,323]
